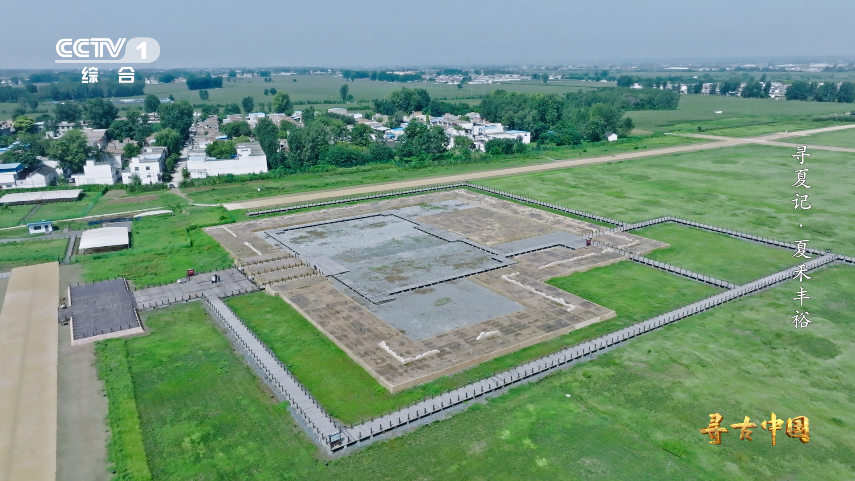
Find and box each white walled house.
[121,147,167,185]
[484,130,531,144]
[71,156,122,185]
[187,142,268,179]
[0,162,60,189]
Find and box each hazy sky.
[3,0,854,69]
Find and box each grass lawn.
[0,225,31,239]
[781,127,855,149]
[98,262,855,479]
[0,238,67,269]
[114,303,318,480]
[75,206,233,286]
[633,222,801,284]
[30,193,101,221]
[94,340,151,480]
[225,261,719,425]
[482,144,855,256]
[85,191,186,217]
[185,134,706,205]
[0,204,33,228]
[630,95,852,136]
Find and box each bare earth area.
[56,263,110,481]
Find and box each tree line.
[340,70,424,82]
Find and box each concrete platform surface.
[0,262,60,481]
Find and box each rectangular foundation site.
[206,190,668,392]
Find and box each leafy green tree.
[228,70,237,78]
[205,139,237,159]
[269,88,277,95]
[396,122,448,159]
[223,103,241,115]
[54,101,82,122]
[278,121,298,138]
[264,89,269,96]
[123,142,141,159]
[387,88,431,113]
[542,75,548,84]
[107,119,135,141]
[144,94,160,113]
[302,106,316,123]
[320,143,367,167]
[47,128,90,173]
[83,98,119,129]
[452,135,473,158]
[200,104,219,118]
[741,81,765,99]
[385,111,404,128]
[253,117,280,161]
[785,81,815,101]
[25,83,38,93]
[285,121,333,168]
[616,75,634,88]
[814,82,839,102]
[551,121,583,145]
[158,73,176,83]
[199,89,209,100]
[168,94,175,101]
[367,141,394,162]
[617,116,635,137]
[241,96,254,114]
[350,123,374,147]
[221,121,252,138]
[12,115,35,133]
[154,127,182,156]
[271,92,293,114]
[838,82,855,103]
[157,100,194,138]
[485,138,525,155]
[340,84,349,102]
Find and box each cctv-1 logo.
[55,37,160,63]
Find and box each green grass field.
[0,238,66,269]
[85,191,185,217]
[781,127,855,148]
[30,193,101,221]
[184,134,706,205]
[75,206,233,286]
[225,262,719,425]
[482,144,855,256]
[0,205,33,228]
[633,223,801,284]
[141,76,602,110]
[97,263,855,480]
[630,95,853,136]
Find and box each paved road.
[0,262,60,481]
[223,123,855,211]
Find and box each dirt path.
[56,263,111,481]
[675,123,855,153]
